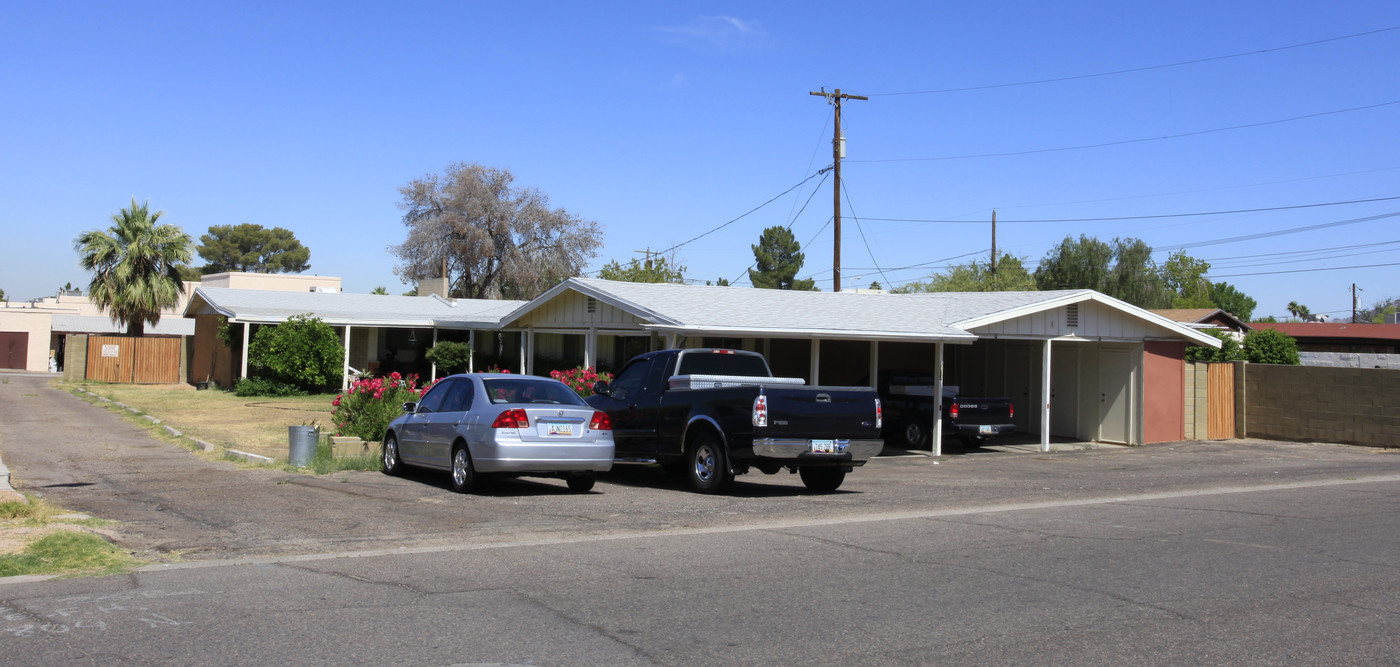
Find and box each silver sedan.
[382,373,614,493]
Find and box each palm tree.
[371,286,389,295]
[74,198,192,336]
[1285,301,1310,321]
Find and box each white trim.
[1041,339,1052,453]
[933,342,944,457]
[240,322,251,382]
[952,290,1223,348]
[642,324,976,343]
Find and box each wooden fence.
[85,335,181,384]
[1206,362,1236,439]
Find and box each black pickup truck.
[586,348,884,493]
[878,370,1016,449]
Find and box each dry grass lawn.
[65,382,339,459]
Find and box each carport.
[491,279,1221,452]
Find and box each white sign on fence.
[101,344,120,358]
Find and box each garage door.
[0,332,28,369]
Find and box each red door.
[0,332,28,369]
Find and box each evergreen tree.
[749,226,816,290]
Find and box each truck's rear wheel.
[799,466,845,492]
[687,432,732,494]
[902,421,928,449]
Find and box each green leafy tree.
[1161,250,1213,308]
[425,340,473,373]
[197,223,310,274]
[391,162,603,300]
[1254,315,1278,323]
[74,198,193,336]
[868,281,882,291]
[1243,329,1301,365]
[0,288,6,301]
[1185,329,1245,362]
[1357,296,1398,323]
[1034,235,1114,292]
[896,254,1036,292]
[1107,238,1170,308]
[597,256,686,283]
[749,226,817,290]
[174,264,203,283]
[1208,282,1257,321]
[247,314,344,391]
[706,277,731,286]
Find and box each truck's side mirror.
[592,381,611,397]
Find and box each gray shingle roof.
[186,287,525,328]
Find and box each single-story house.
[1150,308,1253,337]
[1251,321,1400,369]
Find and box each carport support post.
[341,324,352,391]
[240,322,251,384]
[430,328,438,381]
[468,330,475,372]
[809,339,821,386]
[933,342,944,457]
[1041,339,1052,452]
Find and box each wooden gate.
[85,335,180,384]
[1206,362,1236,439]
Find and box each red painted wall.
[1143,341,1185,443]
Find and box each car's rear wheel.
[799,466,845,492]
[382,434,402,476]
[450,444,476,494]
[686,432,732,494]
[566,471,596,493]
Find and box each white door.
[1098,348,1133,444]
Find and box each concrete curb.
[0,457,26,504]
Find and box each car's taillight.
[1008,403,1014,419]
[589,410,611,431]
[874,397,882,429]
[752,392,768,427]
[491,408,530,429]
[949,401,960,419]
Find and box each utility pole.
[635,248,655,271]
[809,87,867,291]
[1353,283,1361,323]
[990,210,997,290]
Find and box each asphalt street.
[2,372,1399,664]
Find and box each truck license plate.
[978,425,995,435]
[545,423,575,436]
[811,439,836,453]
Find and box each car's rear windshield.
[676,351,771,377]
[482,378,587,406]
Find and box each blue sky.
[2,2,1397,320]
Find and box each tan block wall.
[1245,364,1400,447]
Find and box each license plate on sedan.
[544,423,575,437]
[811,439,837,453]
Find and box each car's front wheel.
[799,466,845,492]
[382,434,402,476]
[450,444,476,494]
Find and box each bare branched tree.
[390,163,603,300]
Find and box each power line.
[870,25,1400,96]
[848,99,1400,164]
[657,166,832,256]
[851,194,1400,224]
[840,179,892,289]
[1157,211,1400,251]
[1208,261,1400,279]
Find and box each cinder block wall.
[1245,364,1400,447]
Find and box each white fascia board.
[953,290,1223,349]
[642,323,977,344]
[183,288,235,318]
[496,278,681,329]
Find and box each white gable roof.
[184,287,525,329]
[504,278,1221,347]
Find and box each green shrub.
[1185,329,1245,362]
[1243,328,1301,365]
[424,340,473,374]
[233,377,307,397]
[332,373,430,443]
[247,314,344,392]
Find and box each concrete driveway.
[3,371,1399,562]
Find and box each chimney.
[418,277,450,298]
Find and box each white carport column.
[932,342,944,457]
[809,339,821,385]
[526,329,535,375]
[1041,339,1052,453]
[430,328,439,382]
[468,330,475,372]
[240,322,251,383]
[585,326,596,369]
[340,324,352,391]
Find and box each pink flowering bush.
[549,366,613,398]
[331,372,435,443]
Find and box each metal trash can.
[288,426,319,467]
